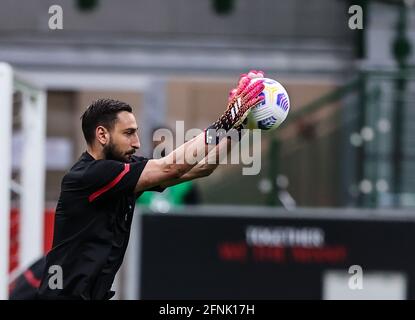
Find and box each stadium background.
[0,0,414,299]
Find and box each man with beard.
[37,71,264,300]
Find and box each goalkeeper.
[37,71,264,300]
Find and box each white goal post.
[0,62,46,299]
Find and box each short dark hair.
[81,98,132,145]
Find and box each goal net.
[0,62,47,299]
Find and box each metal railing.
[270,69,415,209]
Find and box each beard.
[103,140,135,163]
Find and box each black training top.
[38,152,161,300]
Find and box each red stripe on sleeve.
[23,270,41,288]
[88,163,130,202]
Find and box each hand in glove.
[205,74,264,144]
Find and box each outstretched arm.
[157,134,235,188]
[134,75,264,193]
[157,70,266,188]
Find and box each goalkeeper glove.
[228,70,265,102]
[228,70,266,131]
[205,76,264,145]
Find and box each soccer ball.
[246,78,290,131]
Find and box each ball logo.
[276,93,289,111]
[247,77,290,131]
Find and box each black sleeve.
[83,157,148,202]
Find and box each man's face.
[103,111,140,162]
